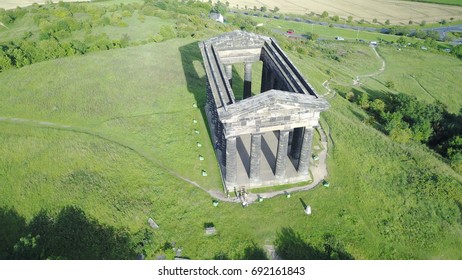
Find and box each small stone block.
[205,227,216,235]
[305,205,312,215]
[195,129,200,134]
[286,193,291,198]
[147,217,159,229]
[213,201,219,207]
[197,142,202,147]
[193,119,197,124]
[199,155,204,161]
[202,170,208,176]
[323,180,330,187]
[258,197,263,202]
[192,103,197,108]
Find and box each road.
[235,10,462,44]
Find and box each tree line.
[345,90,462,173]
[0,0,231,72]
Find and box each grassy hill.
[1,36,461,259]
[0,0,461,260]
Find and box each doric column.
[225,136,237,186]
[298,127,314,176]
[275,130,290,178]
[243,62,252,99]
[225,64,233,87]
[290,127,304,160]
[249,133,262,182]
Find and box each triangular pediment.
[204,30,270,51]
[220,90,329,121]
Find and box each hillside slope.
[0,38,461,259]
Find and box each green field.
[405,0,462,6]
[1,0,462,260]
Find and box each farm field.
[405,0,462,6]
[1,0,461,260]
[225,0,462,23]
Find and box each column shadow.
[179,42,212,144]
[236,136,250,177]
[261,134,276,174]
[299,198,307,210]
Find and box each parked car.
[335,36,345,41]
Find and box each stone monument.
[199,31,329,192]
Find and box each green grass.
[404,0,462,6]
[0,38,223,192]
[375,46,462,113]
[1,2,462,259]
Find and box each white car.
[335,36,345,41]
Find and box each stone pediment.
[220,90,329,121]
[203,30,270,51]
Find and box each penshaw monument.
[199,31,329,192]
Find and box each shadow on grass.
[274,227,354,260]
[0,206,137,260]
[456,200,462,225]
[179,42,212,144]
[299,198,307,210]
[241,242,269,260]
[0,208,27,259]
[212,242,268,260]
[179,41,245,146]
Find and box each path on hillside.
[0,115,329,204]
[321,45,386,98]
[353,46,386,86]
[0,116,212,195]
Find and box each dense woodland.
[340,90,462,173]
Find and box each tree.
[370,98,386,113]
[260,6,267,13]
[37,39,66,59]
[397,36,407,46]
[321,11,328,18]
[0,52,12,72]
[358,92,369,109]
[373,18,378,24]
[385,80,395,89]
[453,45,462,59]
[347,16,353,23]
[385,19,390,25]
[213,1,227,15]
[304,32,319,41]
[426,30,440,41]
[273,6,279,13]
[332,15,339,22]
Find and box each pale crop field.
[0,0,90,10]
[225,0,462,23]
